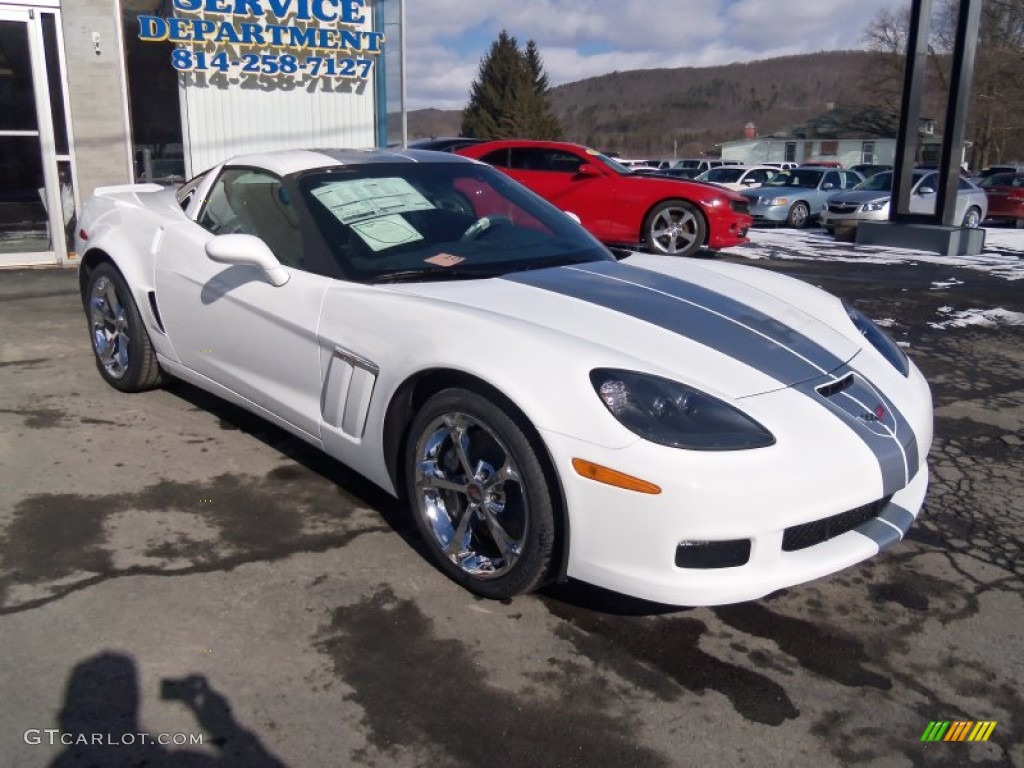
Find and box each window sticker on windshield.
[424,253,465,267]
[350,215,424,252]
[310,178,434,225]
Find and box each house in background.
[719,107,943,168]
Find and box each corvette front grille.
[782,497,892,552]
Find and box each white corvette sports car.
[76,148,933,606]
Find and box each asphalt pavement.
[0,228,1021,767]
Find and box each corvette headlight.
[844,303,909,376]
[590,369,775,450]
[862,199,889,212]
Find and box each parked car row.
[414,138,1003,247]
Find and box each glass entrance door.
[0,8,62,266]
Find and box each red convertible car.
[456,140,751,257]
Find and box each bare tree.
[862,0,1024,167]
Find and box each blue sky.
[402,0,907,111]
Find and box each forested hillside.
[408,50,888,157]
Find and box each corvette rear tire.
[405,388,556,599]
[643,200,705,257]
[84,263,164,392]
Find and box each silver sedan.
[822,170,988,236]
[740,167,864,228]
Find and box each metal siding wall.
[181,10,377,175]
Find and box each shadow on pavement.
[49,652,284,767]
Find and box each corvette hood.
[387,257,861,399]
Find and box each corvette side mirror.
[576,164,600,178]
[205,233,290,286]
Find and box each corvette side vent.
[321,347,378,438]
[147,291,165,334]
[816,372,854,399]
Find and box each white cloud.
[402,0,908,110]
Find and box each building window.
[862,141,876,164]
[820,140,839,157]
[785,142,797,162]
[122,2,184,183]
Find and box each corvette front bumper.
[539,379,933,606]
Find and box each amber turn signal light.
[571,458,661,495]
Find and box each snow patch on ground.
[928,307,1024,330]
[722,226,1024,281]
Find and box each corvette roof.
[224,147,475,177]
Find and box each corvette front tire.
[405,388,556,599]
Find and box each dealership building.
[0,0,403,268]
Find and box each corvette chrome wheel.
[414,412,527,577]
[406,388,556,598]
[89,275,130,380]
[643,200,705,257]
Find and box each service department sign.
[138,0,384,84]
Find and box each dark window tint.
[41,14,68,155]
[507,148,582,173]
[480,149,510,167]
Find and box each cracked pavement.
[0,233,1021,767]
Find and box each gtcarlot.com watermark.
[24,729,203,747]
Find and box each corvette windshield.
[298,162,611,283]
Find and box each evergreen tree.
[461,31,563,140]
[524,40,562,140]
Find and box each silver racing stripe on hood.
[797,368,919,496]
[504,260,919,492]
[505,260,848,385]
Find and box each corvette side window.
[175,172,208,212]
[199,169,305,269]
